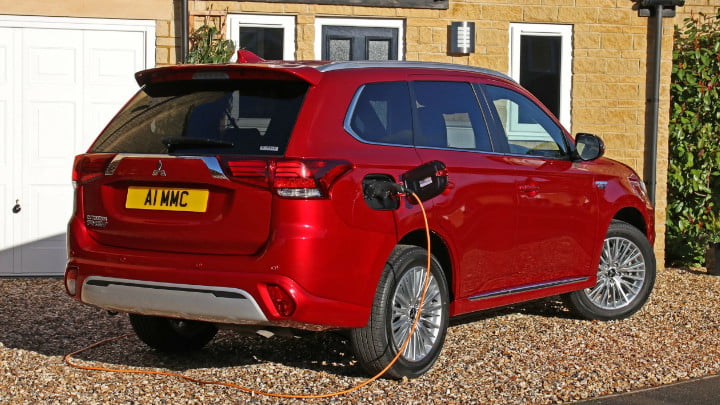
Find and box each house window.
[509,23,572,132]
[227,14,295,60]
[315,18,404,61]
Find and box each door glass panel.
[367,39,390,60]
[520,35,561,118]
[412,81,491,152]
[348,82,412,145]
[484,84,568,158]
[328,38,351,61]
[239,27,284,60]
[322,25,398,61]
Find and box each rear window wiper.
[162,136,235,153]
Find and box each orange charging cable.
[64,192,432,399]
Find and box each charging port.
[363,174,401,211]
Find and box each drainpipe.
[181,0,189,64]
[647,2,664,206]
[638,0,684,205]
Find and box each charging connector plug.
[362,177,404,211]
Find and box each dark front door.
[321,26,398,61]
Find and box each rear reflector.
[267,284,296,317]
[65,266,78,296]
[221,158,352,199]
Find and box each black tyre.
[350,245,449,379]
[129,314,218,353]
[564,220,656,321]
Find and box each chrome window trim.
[469,276,589,301]
[105,153,228,179]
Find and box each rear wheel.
[564,220,656,320]
[350,245,449,379]
[129,314,218,352]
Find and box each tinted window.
[239,27,284,60]
[90,80,308,156]
[348,82,413,145]
[483,84,568,158]
[412,81,492,152]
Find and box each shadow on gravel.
[450,296,578,327]
[0,277,575,379]
[0,278,362,378]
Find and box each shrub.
[666,11,720,266]
[186,24,235,64]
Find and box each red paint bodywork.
[66,61,654,330]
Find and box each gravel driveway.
[2,268,720,404]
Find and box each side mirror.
[573,133,605,161]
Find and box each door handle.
[12,199,21,214]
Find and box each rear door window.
[412,81,492,152]
[90,80,309,156]
[346,81,413,145]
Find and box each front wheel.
[350,245,449,379]
[129,314,218,353]
[564,220,656,320]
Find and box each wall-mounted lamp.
[450,21,475,54]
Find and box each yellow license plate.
[125,187,209,212]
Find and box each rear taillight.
[221,158,353,199]
[72,154,116,185]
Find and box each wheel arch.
[398,229,454,302]
[613,207,648,237]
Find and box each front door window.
[322,26,398,61]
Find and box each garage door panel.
[30,102,77,160]
[0,100,8,167]
[25,29,81,85]
[26,185,74,242]
[15,185,73,275]
[18,233,67,276]
[0,28,15,274]
[86,30,144,86]
[0,183,9,274]
[0,43,7,84]
[29,47,78,83]
[2,17,153,275]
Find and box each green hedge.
[667,11,720,266]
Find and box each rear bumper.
[82,276,269,325]
[66,256,372,330]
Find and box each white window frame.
[509,23,572,132]
[314,18,404,60]
[226,14,296,61]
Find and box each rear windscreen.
[90,79,309,156]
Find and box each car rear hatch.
[73,68,312,255]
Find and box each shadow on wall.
[0,233,67,276]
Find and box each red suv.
[66,57,655,379]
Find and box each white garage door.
[0,16,155,276]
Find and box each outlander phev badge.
[152,160,167,176]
